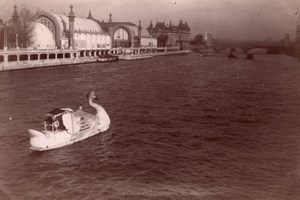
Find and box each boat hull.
[28,123,100,151]
[97,55,119,63]
[28,95,110,151]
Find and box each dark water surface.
[1,53,300,200]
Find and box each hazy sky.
[0,0,299,40]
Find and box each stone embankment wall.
[0,47,186,71]
[0,57,98,71]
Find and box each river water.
[0,53,300,200]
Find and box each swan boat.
[28,91,110,151]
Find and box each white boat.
[28,91,110,151]
[118,54,153,60]
[97,54,119,63]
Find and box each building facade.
[2,5,158,51]
[92,13,157,48]
[204,32,214,46]
[33,7,156,50]
[35,7,111,50]
[147,20,190,49]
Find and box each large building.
[147,20,191,49]
[35,6,111,50]
[31,6,157,50]
[91,12,157,49]
[1,5,162,51]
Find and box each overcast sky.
[0,0,299,41]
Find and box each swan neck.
[88,98,99,109]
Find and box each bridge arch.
[248,48,268,54]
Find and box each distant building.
[2,5,157,51]
[32,7,156,50]
[90,12,157,48]
[147,20,191,49]
[35,6,111,50]
[297,14,300,44]
[203,32,214,46]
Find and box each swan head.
[87,90,98,100]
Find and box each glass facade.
[113,28,129,41]
[37,17,56,39]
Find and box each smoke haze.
[0,0,299,40]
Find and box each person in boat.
[44,109,67,131]
[28,91,110,151]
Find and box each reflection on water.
[0,53,300,199]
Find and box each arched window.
[38,17,56,39]
[113,28,129,41]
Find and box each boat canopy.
[44,108,73,120]
[44,108,73,132]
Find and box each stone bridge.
[213,40,285,53]
[191,40,287,54]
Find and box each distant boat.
[228,52,236,58]
[28,91,110,151]
[228,48,237,58]
[97,54,119,63]
[118,54,153,60]
[246,53,254,60]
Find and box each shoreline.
[118,50,191,60]
[0,48,190,72]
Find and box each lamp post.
[3,23,8,51]
[16,33,19,50]
[117,34,120,54]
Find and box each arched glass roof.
[31,22,56,49]
[52,13,103,33]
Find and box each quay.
[118,47,191,60]
[0,47,190,71]
[0,5,192,71]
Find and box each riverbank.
[118,50,191,60]
[0,49,98,71]
[0,47,188,71]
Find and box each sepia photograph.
[0,0,300,199]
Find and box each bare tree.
[6,7,36,49]
[0,20,3,49]
[190,34,204,45]
[7,20,16,49]
[18,8,37,48]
